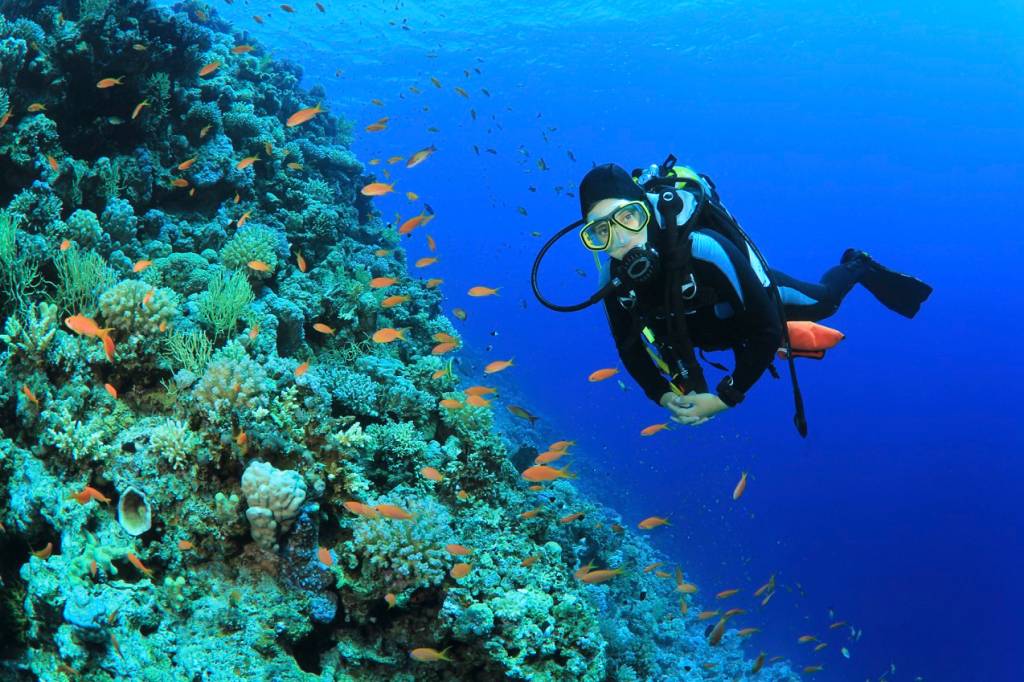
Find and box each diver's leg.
[771,263,864,322]
[841,249,933,318]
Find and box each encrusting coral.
[0,1,799,680]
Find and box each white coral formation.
[149,418,197,470]
[240,460,307,552]
[98,279,178,335]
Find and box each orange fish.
[365,123,387,132]
[456,490,469,500]
[236,155,259,170]
[410,647,451,662]
[733,472,748,500]
[414,257,437,268]
[549,440,575,451]
[559,512,584,524]
[421,467,443,482]
[722,607,746,618]
[235,430,247,446]
[384,593,397,608]
[104,383,118,399]
[439,399,463,410]
[102,333,116,361]
[131,99,150,119]
[133,259,152,273]
[47,155,59,172]
[375,504,413,520]
[426,235,436,252]
[125,552,153,577]
[588,368,619,382]
[287,162,303,170]
[248,324,260,340]
[466,395,490,408]
[449,562,472,579]
[708,618,727,646]
[521,464,574,482]
[640,423,669,437]
[28,103,47,112]
[398,214,427,235]
[231,44,255,54]
[579,568,623,584]
[236,210,252,227]
[200,124,213,138]
[169,178,189,188]
[520,507,544,519]
[96,76,125,88]
[177,157,197,171]
[798,635,817,644]
[370,276,397,289]
[374,249,391,257]
[452,307,467,321]
[697,610,721,621]
[521,556,538,567]
[317,547,333,566]
[59,239,72,251]
[32,542,53,559]
[312,322,335,335]
[64,314,111,339]
[0,108,12,127]
[381,294,410,308]
[372,328,406,343]
[445,544,472,556]
[294,361,310,377]
[468,286,498,297]
[425,278,443,288]
[286,103,325,127]
[177,540,195,551]
[143,289,155,306]
[406,144,437,168]
[199,60,221,77]
[462,384,493,395]
[638,516,669,530]
[343,501,379,519]
[387,155,404,164]
[21,384,40,407]
[69,486,111,504]
[484,359,513,374]
[247,260,271,273]
[361,182,395,197]
[431,342,457,355]
[534,450,566,465]
[716,588,740,599]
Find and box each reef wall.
[0,1,799,680]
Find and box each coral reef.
[0,2,799,681]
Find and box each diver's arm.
[725,247,784,400]
[603,298,671,404]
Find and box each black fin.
[854,254,933,318]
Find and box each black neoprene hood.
[578,163,647,217]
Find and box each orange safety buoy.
[778,321,845,360]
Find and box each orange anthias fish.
[133,259,153,273]
[426,235,436,252]
[231,44,255,54]
[468,286,499,297]
[716,588,740,599]
[579,568,624,584]
[733,471,748,500]
[317,547,333,566]
[406,144,438,168]
[343,501,379,519]
[588,368,619,382]
[421,467,443,482]
[177,157,197,171]
[410,647,451,662]
[286,103,325,128]
[398,214,427,235]
[521,464,574,482]
[47,155,59,172]
[640,423,670,437]
[64,314,112,339]
[247,260,271,273]
[415,257,437,268]
[445,544,471,556]
[198,60,221,77]
[375,504,413,520]
[236,210,252,227]
[295,252,308,272]
[384,593,397,608]
[381,295,410,308]
[294,361,310,377]
[361,182,395,197]
[369,276,397,289]
[466,395,490,408]
[559,512,584,524]
[96,76,125,88]
[69,486,111,504]
[372,328,406,344]
[431,342,457,355]
[178,540,194,551]
[104,383,118,399]
[534,450,566,465]
[126,551,154,577]
[236,155,260,170]
[365,123,387,132]
[449,563,472,579]
[425,278,443,288]
[484,359,513,374]
[312,322,335,335]
[638,516,670,530]
[462,384,493,395]
[131,99,150,119]
[21,384,40,407]
[439,398,463,410]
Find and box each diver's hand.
[660,391,729,426]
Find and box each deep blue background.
[167,1,1023,678]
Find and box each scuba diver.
[531,156,933,436]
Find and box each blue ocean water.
[175,1,1024,679]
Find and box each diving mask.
[579,200,651,251]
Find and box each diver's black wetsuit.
[604,229,869,404]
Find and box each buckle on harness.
[680,272,697,300]
[617,290,637,310]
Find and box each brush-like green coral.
[53,246,114,317]
[164,329,213,375]
[197,270,254,340]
